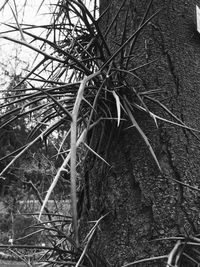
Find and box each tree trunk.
[83,1,200,266]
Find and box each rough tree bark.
[83,1,200,266]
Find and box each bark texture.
[84,1,200,266]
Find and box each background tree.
[0,72,70,249]
[1,0,200,266]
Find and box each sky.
[0,0,99,88]
[0,0,55,87]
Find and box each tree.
[1,0,200,266]
[88,1,200,266]
[0,75,30,200]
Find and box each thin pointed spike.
[104,0,127,38]
[102,8,162,70]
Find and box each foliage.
[13,215,41,245]
[1,0,200,266]
[0,75,30,201]
[0,213,12,244]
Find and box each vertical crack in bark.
[180,204,198,234]
[180,116,190,155]
[165,51,180,97]
[152,24,197,234]
[149,21,181,99]
[165,142,184,206]
[159,127,197,235]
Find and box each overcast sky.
[0,0,55,87]
[0,0,99,88]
